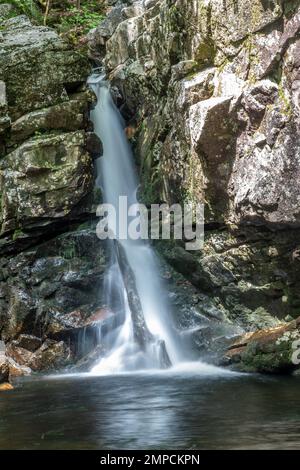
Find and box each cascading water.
[88,74,183,374]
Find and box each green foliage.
[0,1,106,45]
[41,0,106,47]
[0,0,42,22]
[278,82,293,118]
[59,1,105,33]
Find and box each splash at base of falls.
[52,361,240,379]
[88,74,183,374]
[91,266,171,375]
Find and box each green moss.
[244,35,261,84]
[217,57,230,74]
[138,135,165,205]
[76,221,91,231]
[140,164,164,206]
[284,0,300,18]
[12,228,25,240]
[240,340,295,373]
[183,63,201,80]
[93,187,102,205]
[278,83,293,118]
[0,1,106,47]
[195,40,216,68]
[182,150,201,206]
[250,1,263,27]
[168,4,184,32]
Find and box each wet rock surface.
[156,227,300,332]
[0,227,111,374]
[89,0,300,227]
[0,346,9,384]
[87,1,300,365]
[0,9,108,374]
[157,253,244,363]
[0,13,99,254]
[116,241,155,348]
[1,2,300,375]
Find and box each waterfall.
[88,74,182,374]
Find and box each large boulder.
[0,356,9,384]
[0,229,108,343]
[0,131,93,238]
[0,14,90,120]
[210,0,283,45]
[9,91,94,144]
[0,341,15,389]
[0,13,98,253]
[223,317,300,373]
[6,338,71,372]
[229,70,300,227]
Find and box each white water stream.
[88,75,182,374]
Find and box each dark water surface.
[1,368,300,449]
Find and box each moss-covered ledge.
[222,317,300,373]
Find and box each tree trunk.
[44,0,51,25]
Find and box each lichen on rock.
[0,8,104,375]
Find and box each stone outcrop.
[223,316,300,373]
[89,0,300,226]
[7,338,70,372]
[88,0,300,346]
[0,12,98,254]
[0,340,17,389]
[0,9,106,375]
[0,14,88,121]
[0,131,93,245]
[0,229,111,373]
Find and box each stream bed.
[1,368,300,449]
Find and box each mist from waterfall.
[88,75,182,374]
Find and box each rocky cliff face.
[0,7,95,252]
[89,0,300,350]
[0,2,226,381]
[90,0,300,221]
[2,1,300,378]
[0,5,107,380]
